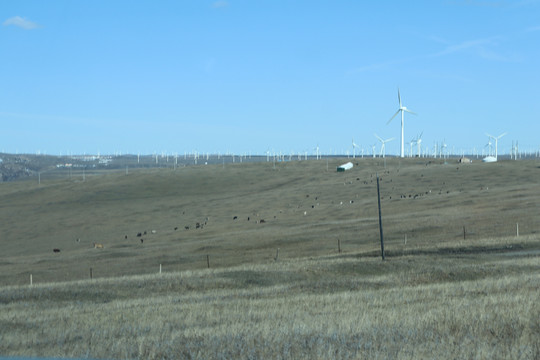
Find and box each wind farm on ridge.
[5,88,536,165]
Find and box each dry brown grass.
[0,158,539,358]
[0,236,538,359]
[1,158,539,285]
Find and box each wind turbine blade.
[387,109,401,124]
[404,109,417,115]
[398,88,402,107]
[498,132,507,139]
[374,134,383,142]
[386,137,395,142]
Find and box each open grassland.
[0,158,539,358]
[0,235,539,359]
[1,158,539,285]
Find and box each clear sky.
[1,1,539,156]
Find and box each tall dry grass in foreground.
[1,236,539,360]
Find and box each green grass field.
[0,157,539,359]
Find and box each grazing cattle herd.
[51,167,462,257]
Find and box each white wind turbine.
[408,138,415,158]
[375,134,395,158]
[352,139,360,158]
[314,144,320,160]
[388,88,417,158]
[441,140,448,159]
[485,132,507,162]
[414,132,423,157]
[484,137,493,156]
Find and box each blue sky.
[1,1,539,156]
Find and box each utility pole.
[376,173,385,260]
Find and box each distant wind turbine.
[485,137,493,156]
[485,132,507,161]
[413,132,423,157]
[375,134,395,158]
[352,139,360,158]
[441,140,448,159]
[388,88,416,158]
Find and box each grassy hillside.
[1,158,539,285]
[0,235,538,359]
[0,158,539,359]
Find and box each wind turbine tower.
[388,88,417,158]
